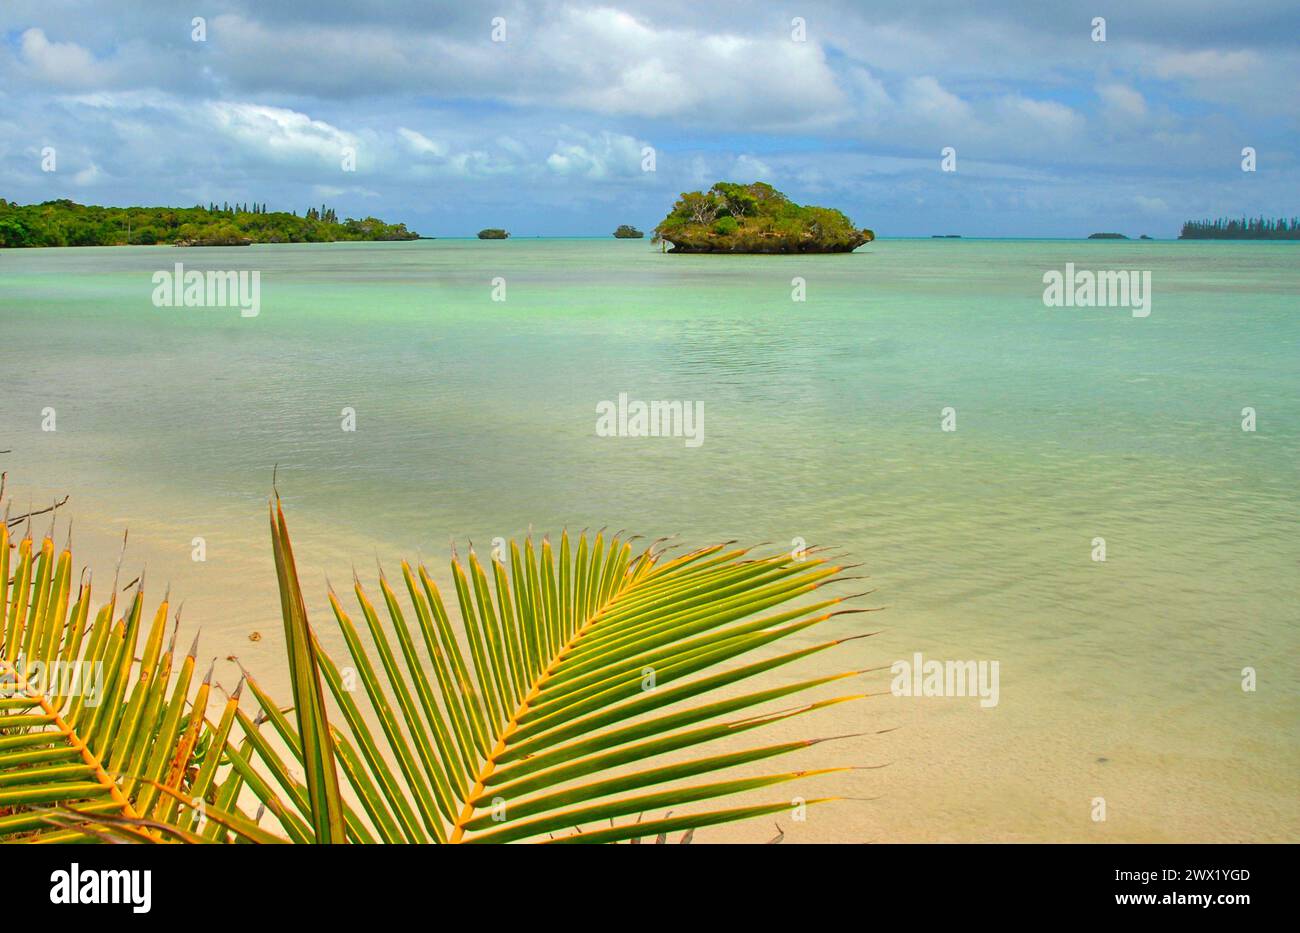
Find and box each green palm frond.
[0,521,215,842]
[241,500,876,843]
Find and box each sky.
[0,0,1296,237]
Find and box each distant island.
[931,234,961,238]
[1087,232,1158,240]
[1179,216,1300,240]
[477,228,509,239]
[652,182,874,254]
[613,224,644,239]
[0,198,417,248]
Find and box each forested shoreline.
[1179,216,1300,239]
[0,198,419,247]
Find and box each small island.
[0,198,417,247]
[652,182,874,254]
[613,224,644,239]
[477,228,509,239]
[1088,232,1129,239]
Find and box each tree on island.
[613,224,644,238]
[477,228,509,239]
[652,182,873,253]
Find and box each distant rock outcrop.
[613,224,644,238]
[477,228,509,239]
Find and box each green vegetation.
[613,224,644,238]
[477,228,509,239]
[653,181,874,253]
[1179,216,1300,240]
[0,198,418,248]
[1088,232,1128,239]
[1,498,868,843]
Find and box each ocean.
[1,237,1296,841]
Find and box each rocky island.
[477,228,509,239]
[652,182,873,253]
[613,224,644,238]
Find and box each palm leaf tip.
[268,500,347,843]
[0,527,215,843]
[248,513,879,843]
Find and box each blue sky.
[0,0,1296,237]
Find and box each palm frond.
[242,499,876,843]
[0,522,213,842]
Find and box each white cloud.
[1136,195,1168,213]
[732,155,772,180]
[18,28,111,88]
[901,77,971,124]
[1145,46,1297,116]
[205,102,356,167]
[1098,84,1148,121]
[72,161,101,185]
[200,8,846,131]
[1153,49,1259,80]
[848,67,893,119]
[996,95,1084,139]
[398,128,448,158]
[546,131,647,179]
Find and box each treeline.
[0,198,418,248]
[1179,216,1300,240]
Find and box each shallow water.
[1,237,1296,841]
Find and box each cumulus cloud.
[902,77,972,124]
[177,8,848,131]
[205,102,356,167]
[546,131,648,179]
[18,28,110,87]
